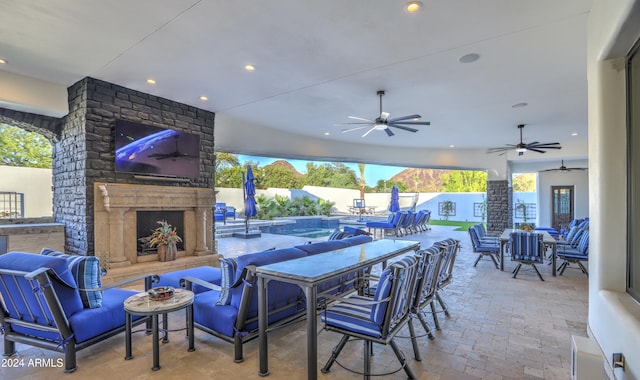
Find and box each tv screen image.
[115,120,200,178]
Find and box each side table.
[124,288,195,371]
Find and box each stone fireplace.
[94,183,216,268]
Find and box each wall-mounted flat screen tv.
[115,120,200,178]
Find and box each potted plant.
[149,220,182,262]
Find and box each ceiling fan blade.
[380,112,390,121]
[334,122,374,126]
[388,124,418,133]
[362,126,377,137]
[527,147,546,154]
[388,121,431,126]
[341,126,371,133]
[384,127,394,137]
[386,114,422,123]
[486,146,514,153]
[528,142,561,147]
[348,116,375,122]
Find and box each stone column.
[194,207,209,255]
[486,180,510,235]
[107,208,131,267]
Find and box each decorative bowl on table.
[147,286,175,301]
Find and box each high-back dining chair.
[321,255,420,379]
[509,231,546,281]
[431,238,460,330]
[406,245,444,361]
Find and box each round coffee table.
[124,288,195,371]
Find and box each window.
[0,192,24,218]
[627,37,640,302]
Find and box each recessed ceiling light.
[571,132,578,136]
[458,53,480,64]
[200,96,208,101]
[449,145,455,148]
[512,102,528,108]
[0,58,6,64]
[146,78,156,85]
[244,64,255,72]
[406,1,422,12]
[324,132,330,136]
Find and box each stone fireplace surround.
[94,183,218,271]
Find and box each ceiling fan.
[148,135,197,160]
[337,90,430,137]
[486,124,561,156]
[540,160,588,172]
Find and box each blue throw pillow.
[216,257,238,305]
[41,248,103,309]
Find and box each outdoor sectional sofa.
[154,234,373,362]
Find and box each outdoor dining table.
[256,239,420,380]
[499,229,558,276]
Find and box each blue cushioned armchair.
[214,202,236,224]
[0,251,154,373]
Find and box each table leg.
[125,312,133,360]
[500,240,506,271]
[258,276,269,377]
[151,314,160,371]
[304,286,318,380]
[187,304,195,352]
[162,313,169,343]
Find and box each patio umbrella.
[243,166,257,233]
[389,185,400,212]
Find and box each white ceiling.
[0,0,592,168]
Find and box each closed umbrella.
[389,185,400,213]
[243,166,257,233]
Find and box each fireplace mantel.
[94,183,216,268]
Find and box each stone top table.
[124,288,195,371]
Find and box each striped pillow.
[41,248,103,309]
[216,257,238,305]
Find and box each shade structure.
[244,166,257,233]
[389,185,400,212]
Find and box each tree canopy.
[512,173,536,192]
[0,124,52,168]
[440,170,487,192]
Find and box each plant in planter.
[149,220,183,262]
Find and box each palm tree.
[358,163,366,200]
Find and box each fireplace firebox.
[136,211,184,255]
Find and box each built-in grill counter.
[0,217,64,254]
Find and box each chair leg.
[389,339,417,380]
[489,254,499,269]
[407,318,421,361]
[321,335,349,373]
[531,264,545,281]
[512,263,522,278]
[364,340,372,380]
[578,261,589,277]
[473,254,482,267]
[417,311,435,340]
[430,299,441,331]
[436,292,450,317]
[558,261,569,275]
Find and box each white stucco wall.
[588,1,640,378]
[537,169,590,227]
[1,165,53,217]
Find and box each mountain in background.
[263,160,304,176]
[389,168,450,192]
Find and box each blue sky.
[237,154,405,187]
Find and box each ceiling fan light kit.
[339,90,430,138]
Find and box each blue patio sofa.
[161,234,373,362]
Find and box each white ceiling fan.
[337,90,430,137]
